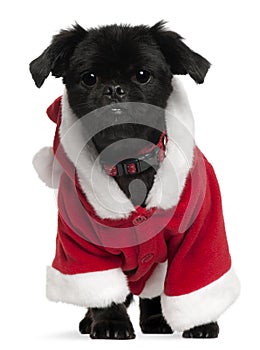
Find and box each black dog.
[30,21,239,339]
[30,21,209,207]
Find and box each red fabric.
[135,130,167,156]
[46,96,62,123]
[48,97,232,297]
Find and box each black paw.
[140,314,173,334]
[90,319,136,340]
[182,322,219,338]
[79,310,92,334]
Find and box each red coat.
[34,82,240,332]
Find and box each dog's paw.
[140,314,173,334]
[182,322,219,338]
[90,319,135,340]
[79,310,92,334]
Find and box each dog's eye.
[81,72,97,86]
[134,70,151,84]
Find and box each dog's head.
[30,21,210,157]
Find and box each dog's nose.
[103,85,126,99]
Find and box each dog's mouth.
[82,102,166,164]
[97,102,146,123]
[110,106,125,115]
[92,124,158,162]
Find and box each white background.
[1,0,259,348]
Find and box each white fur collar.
[59,77,195,219]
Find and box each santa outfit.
[33,78,240,332]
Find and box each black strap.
[111,147,161,176]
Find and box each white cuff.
[161,267,240,332]
[139,262,167,299]
[46,266,130,308]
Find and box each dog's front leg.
[139,297,173,334]
[80,302,135,340]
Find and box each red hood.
[46,96,62,124]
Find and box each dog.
[30,21,240,339]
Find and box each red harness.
[102,131,168,177]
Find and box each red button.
[133,215,147,225]
[141,253,154,264]
[127,163,137,174]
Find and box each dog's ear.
[151,21,211,84]
[29,23,87,88]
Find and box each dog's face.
[30,21,210,158]
[64,24,173,115]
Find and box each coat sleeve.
[46,175,130,309]
[46,214,130,308]
[161,156,240,332]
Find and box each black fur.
[139,297,219,337]
[80,304,135,339]
[79,294,135,339]
[139,296,173,334]
[30,21,213,339]
[182,322,219,338]
[30,21,210,206]
[151,21,211,84]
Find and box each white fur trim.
[60,94,136,219]
[161,267,241,332]
[46,266,130,308]
[146,78,195,210]
[32,147,63,188]
[59,77,194,219]
[139,262,168,299]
